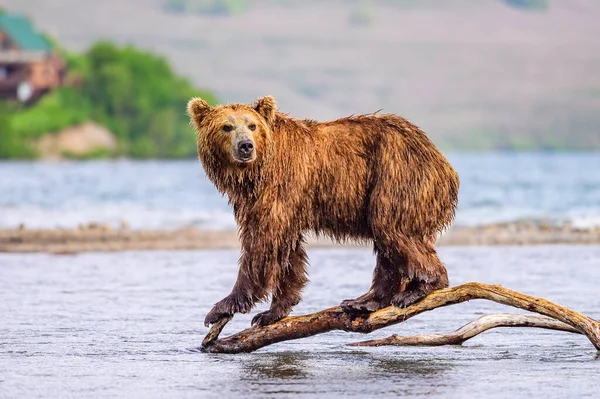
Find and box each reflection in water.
[228,350,451,397]
[241,352,310,380]
[373,356,448,378]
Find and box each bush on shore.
[1,41,218,159]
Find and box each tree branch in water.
[349,313,581,347]
[201,282,600,354]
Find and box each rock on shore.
[35,122,117,159]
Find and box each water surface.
[2,246,599,398]
[1,153,600,229]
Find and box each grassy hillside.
[2,0,599,151]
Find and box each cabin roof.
[0,13,51,52]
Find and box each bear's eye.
[248,124,256,131]
[222,125,233,132]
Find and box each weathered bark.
[349,313,581,347]
[201,282,600,354]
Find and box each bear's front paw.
[251,309,287,327]
[204,294,252,327]
[204,306,232,327]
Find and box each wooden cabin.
[0,13,65,102]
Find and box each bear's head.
[187,96,277,169]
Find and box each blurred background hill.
[1,0,599,157]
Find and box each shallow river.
[2,246,599,398]
[2,153,600,230]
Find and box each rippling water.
[1,153,600,229]
[2,246,599,398]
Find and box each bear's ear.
[254,96,277,125]
[187,97,211,124]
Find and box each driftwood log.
[349,313,581,347]
[201,282,600,354]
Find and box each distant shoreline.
[1,222,599,254]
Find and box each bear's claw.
[204,309,232,327]
[340,297,386,314]
[391,291,427,308]
[251,310,286,327]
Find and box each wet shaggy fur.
[188,96,459,327]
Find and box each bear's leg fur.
[203,258,271,327]
[252,238,309,326]
[340,247,403,313]
[341,233,449,313]
[391,235,449,308]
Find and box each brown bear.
[187,96,459,327]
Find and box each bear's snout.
[235,139,255,162]
[238,140,254,155]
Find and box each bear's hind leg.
[340,248,402,314]
[391,238,449,308]
[252,239,309,327]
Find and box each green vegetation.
[348,3,376,27]
[83,42,217,157]
[163,0,549,17]
[164,0,248,15]
[502,0,548,11]
[0,106,36,159]
[9,88,91,137]
[1,42,218,159]
[61,147,113,160]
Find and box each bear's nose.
[238,140,254,156]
